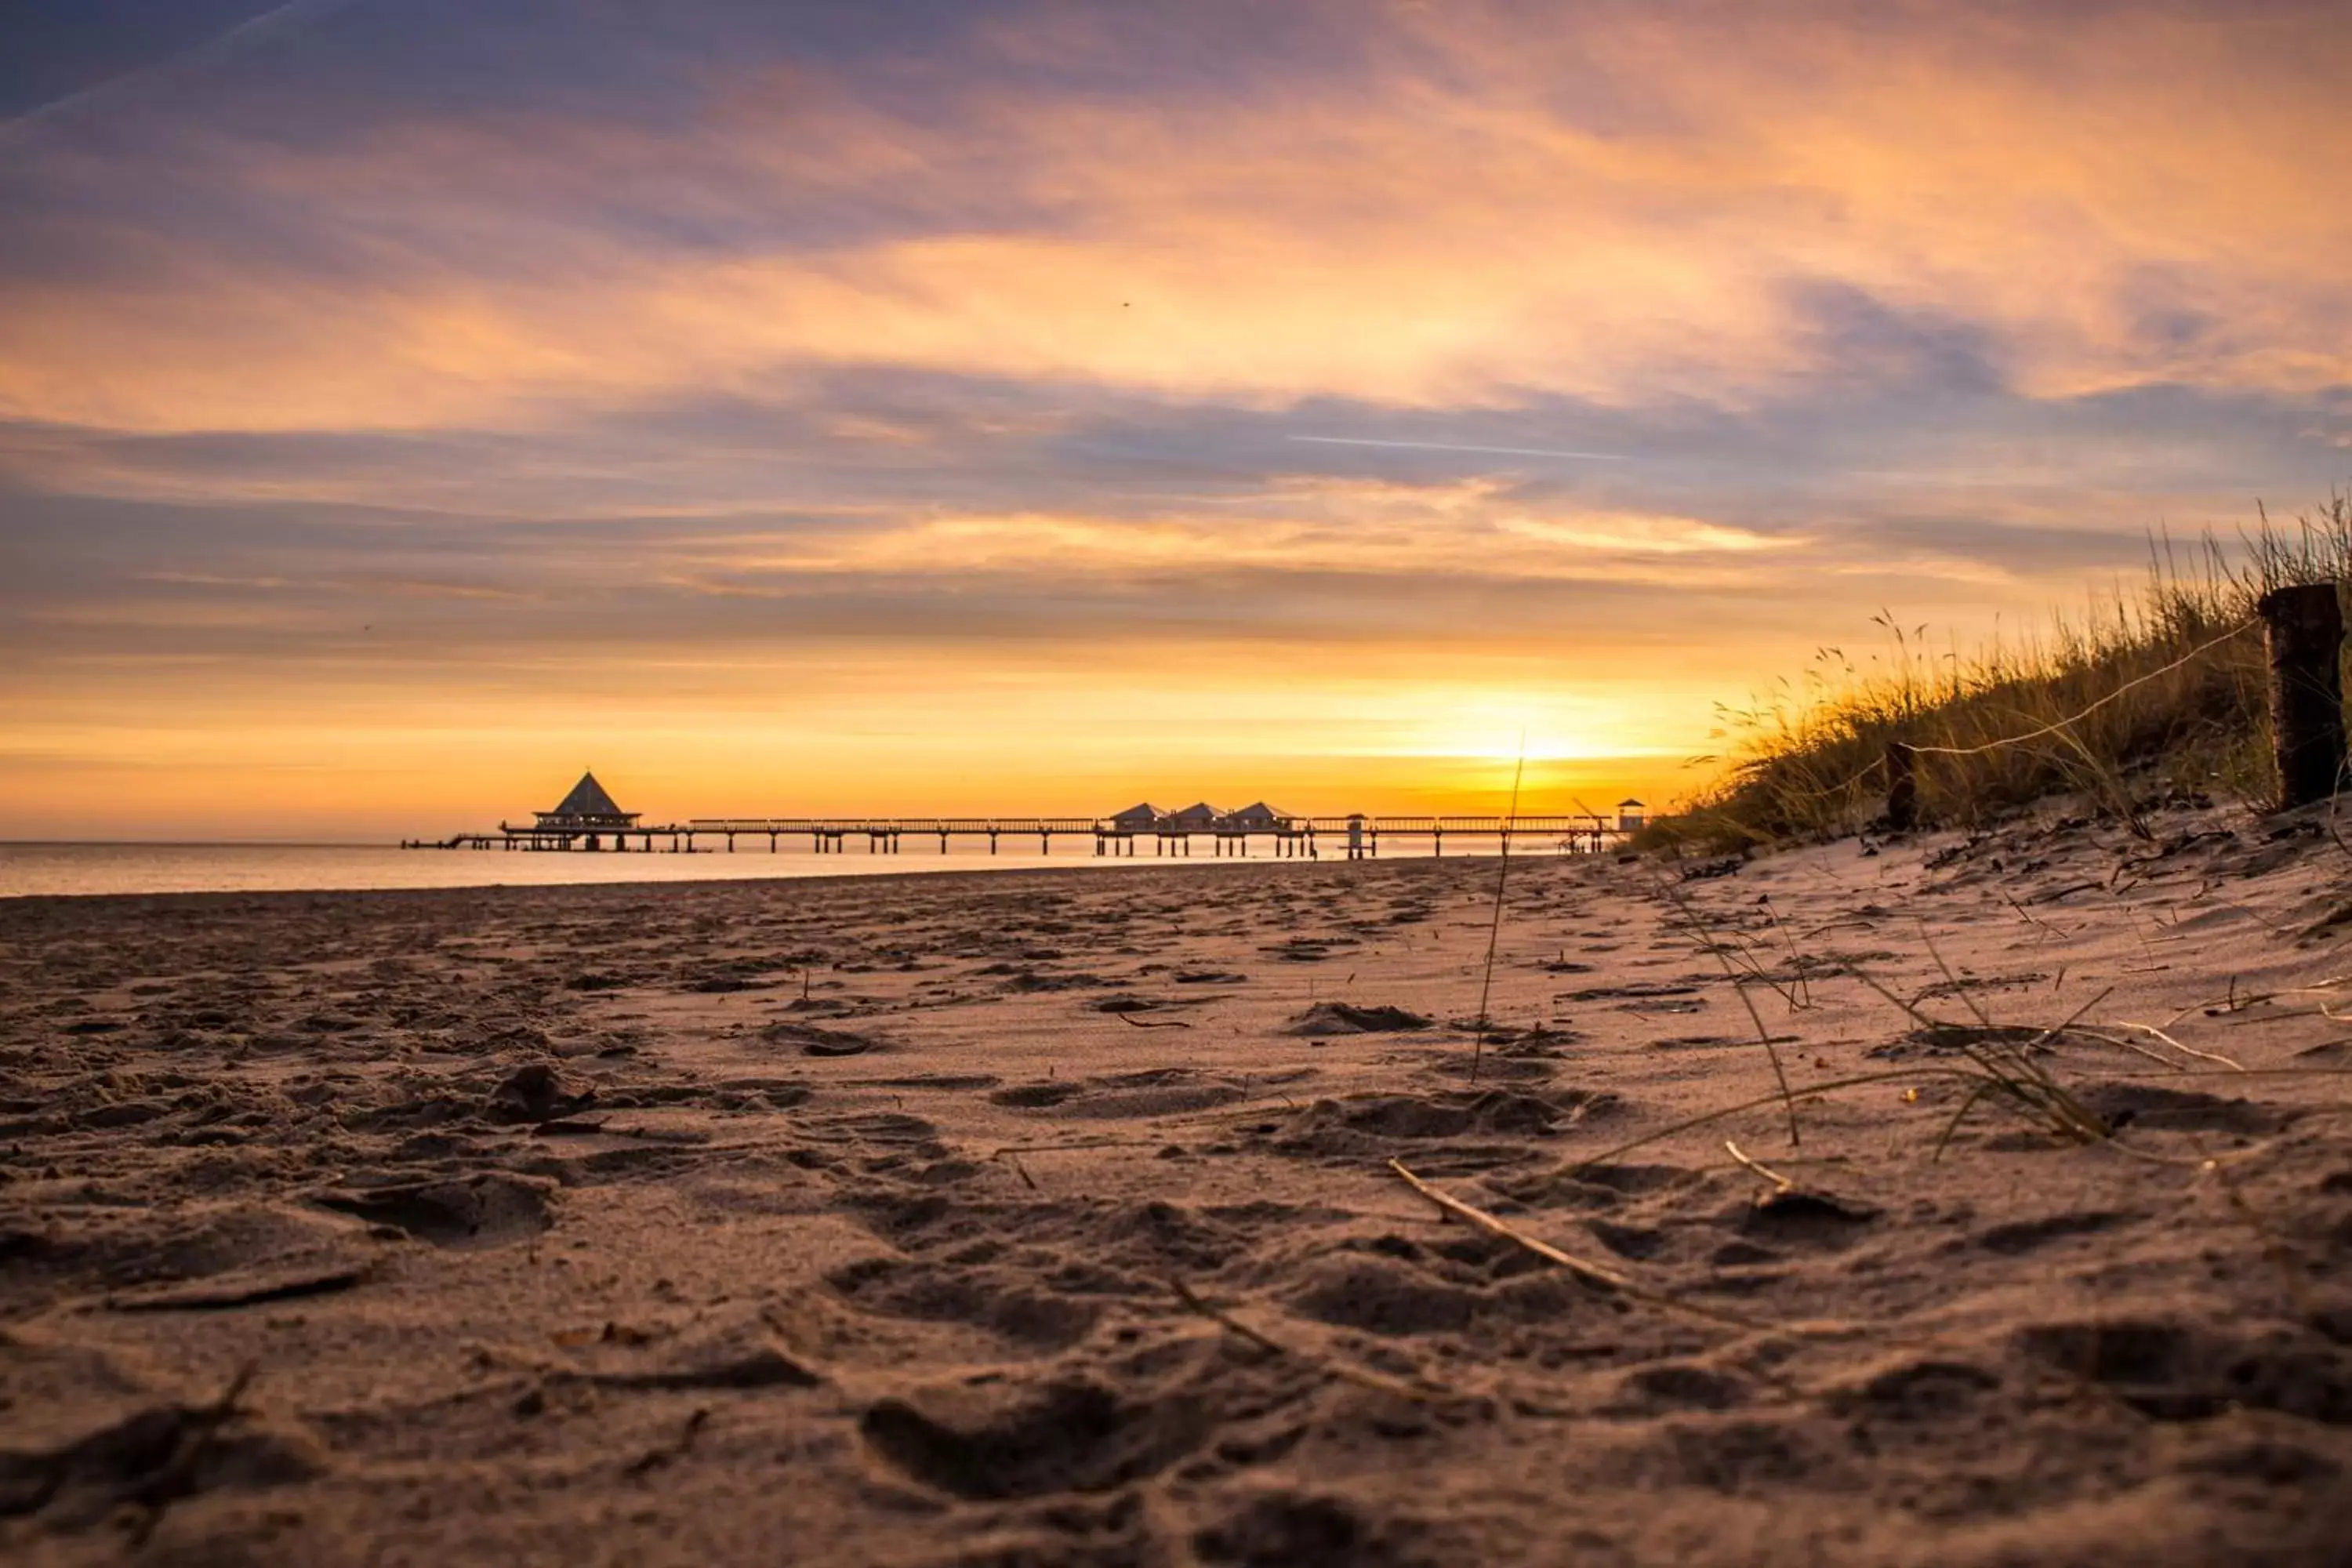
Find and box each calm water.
[0,839,1359,899]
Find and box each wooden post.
[2261,583,2347,810]
[1884,741,1918,831]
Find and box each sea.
[0,838,1372,899]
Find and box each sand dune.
[5,805,2350,1564]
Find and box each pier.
[408,812,1632,858]
[404,775,1641,858]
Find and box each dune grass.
[1642,498,2352,853]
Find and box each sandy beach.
[5,808,2350,1566]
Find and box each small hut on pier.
[1616,798,1646,832]
[1109,802,1167,832]
[1167,801,1226,832]
[1221,801,1296,832]
[536,772,641,842]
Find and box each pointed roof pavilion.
[536,771,641,829]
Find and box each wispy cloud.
[1290,437,1629,463]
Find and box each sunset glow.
[5,2,2349,837]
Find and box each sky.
[3,0,2349,839]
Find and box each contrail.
[1288,435,1630,463]
[0,0,368,150]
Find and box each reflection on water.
[0,839,1381,898]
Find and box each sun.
[1400,695,1646,764]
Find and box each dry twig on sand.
[1469,747,1527,1085]
[1168,1277,1451,1404]
[1722,1138,1795,1192]
[1656,875,1804,1149]
[1388,1159,1775,1333]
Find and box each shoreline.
[0,848,1509,909]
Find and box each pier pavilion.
[535,771,640,845]
[1109,802,1167,832]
